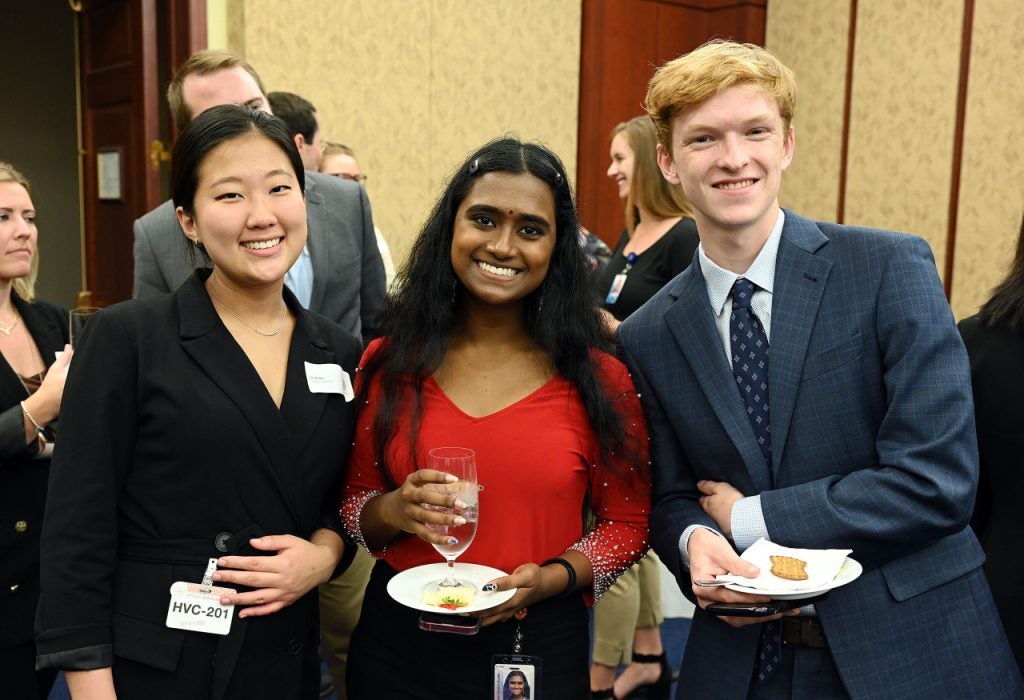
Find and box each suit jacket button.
[9,583,19,592]
[14,520,28,533]
[286,638,302,655]
[214,532,232,553]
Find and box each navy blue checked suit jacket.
[619,210,1022,699]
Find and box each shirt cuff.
[731,495,768,552]
[678,524,727,569]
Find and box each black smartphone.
[418,611,481,635]
[705,593,827,617]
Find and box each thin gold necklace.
[0,310,21,335]
[207,286,284,337]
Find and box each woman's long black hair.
[979,214,1024,334]
[359,137,631,489]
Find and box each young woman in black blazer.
[0,161,72,700]
[36,107,361,699]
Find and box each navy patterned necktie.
[730,277,781,683]
[730,277,771,461]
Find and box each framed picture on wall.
[97,147,123,201]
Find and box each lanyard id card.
[492,624,541,698]
[604,273,628,304]
[492,655,541,700]
[165,558,236,636]
[604,252,638,305]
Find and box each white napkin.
[715,538,852,592]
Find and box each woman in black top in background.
[595,115,698,333]
[959,213,1024,675]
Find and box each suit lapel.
[304,173,329,313]
[176,273,306,529]
[768,213,832,473]
[663,267,773,493]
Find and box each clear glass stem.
[440,558,458,587]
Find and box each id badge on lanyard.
[492,622,542,698]
[604,252,638,305]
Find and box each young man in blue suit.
[618,40,1022,698]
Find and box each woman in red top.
[341,138,650,698]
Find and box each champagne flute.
[69,306,101,347]
[424,447,479,590]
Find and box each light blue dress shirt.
[284,244,313,309]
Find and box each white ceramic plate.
[387,562,516,614]
[724,557,863,600]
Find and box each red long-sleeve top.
[341,340,651,602]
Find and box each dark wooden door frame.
[576,0,767,245]
[75,0,205,306]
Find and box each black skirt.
[346,560,590,699]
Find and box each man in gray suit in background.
[132,50,386,344]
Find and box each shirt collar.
[698,209,786,317]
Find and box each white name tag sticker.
[304,362,353,401]
[166,581,236,636]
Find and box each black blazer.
[960,314,1024,672]
[0,294,67,649]
[36,272,360,698]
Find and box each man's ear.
[294,133,306,153]
[657,143,680,185]
[780,124,796,172]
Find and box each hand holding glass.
[424,447,479,590]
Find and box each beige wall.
[211,0,1023,317]
[766,1,849,223]
[221,0,581,267]
[953,1,1024,317]
[766,0,1024,319]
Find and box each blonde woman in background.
[594,115,698,335]
[0,162,72,700]
[590,116,697,699]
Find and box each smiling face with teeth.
[657,85,794,249]
[450,171,556,311]
[606,131,634,201]
[176,132,307,291]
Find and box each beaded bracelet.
[541,556,577,599]
[20,401,47,453]
[20,400,45,433]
